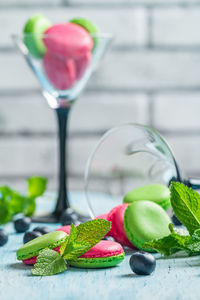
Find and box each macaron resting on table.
[56,225,125,268]
[68,240,125,268]
[124,200,171,251]
[107,204,134,248]
[17,231,67,263]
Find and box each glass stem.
[53,107,71,218]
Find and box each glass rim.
[11,32,114,40]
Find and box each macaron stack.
[95,184,172,251]
[17,226,125,269]
[23,15,99,90]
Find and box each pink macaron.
[43,51,76,90]
[68,240,125,268]
[43,23,93,58]
[107,204,135,248]
[75,51,91,79]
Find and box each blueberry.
[14,217,31,233]
[60,208,79,225]
[33,226,51,235]
[0,229,8,246]
[103,236,115,242]
[23,231,42,244]
[172,214,182,226]
[129,251,156,275]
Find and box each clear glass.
[12,33,113,108]
[12,32,113,222]
[84,123,180,218]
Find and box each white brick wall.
[3,51,200,90]
[152,8,200,46]
[1,0,200,189]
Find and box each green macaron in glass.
[123,184,171,210]
[124,200,171,252]
[70,17,99,50]
[24,14,51,58]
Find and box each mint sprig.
[144,182,200,256]
[170,182,200,235]
[0,176,47,224]
[32,219,111,276]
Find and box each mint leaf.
[170,182,200,235]
[185,229,200,254]
[32,249,67,276]
[27,176,47,198]
[61,219,111,260]
[0,178,47,224]
[60,224,90,260]
[144,233,190,256]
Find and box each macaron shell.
[123,184,171,210]
[43,23,93,58]
[17,231,67,260]
[24,14,51,58]
[43,52,76,90]
[68,253,125,268]
[80,240,123,258]
[68,240,125,268]
[107,204,135,248]
[124,200,171,252]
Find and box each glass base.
[32,213,58,223]
[31,212,91,224]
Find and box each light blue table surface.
[0,192,200,300]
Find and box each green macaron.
[123,184,171,210]
[68,240,125,269]
[68,253,125,269]
[124,200,171,252]
[24,14,51,58]
[70,18,99,50]
[17,231,67,260]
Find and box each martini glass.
[84,123,200,218]
[12,32,113,223]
